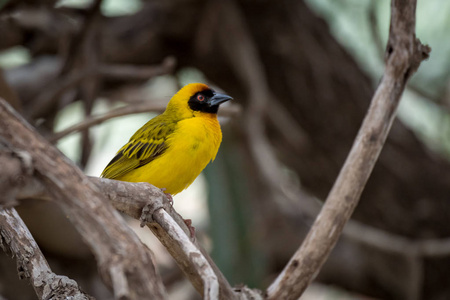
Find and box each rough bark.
[0,208,92,300]
[0,105,250,300]
[0,98,167,300]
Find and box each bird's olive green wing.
[101,116,176,179]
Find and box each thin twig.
[28,58,176,120]
[29,67,95,119]
[99,57,176,80]
[266,0,430,298]
[50,102,166,143]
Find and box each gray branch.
[0,98,260,299]
[0,98,167,300]
[266,0,431,298]
[0,208,93,300]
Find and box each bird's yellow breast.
[117,113,222,195]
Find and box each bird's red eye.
[197,94,205,101]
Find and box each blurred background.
[1,0,450,299]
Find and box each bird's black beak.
[209,93,233,107]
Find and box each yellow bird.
[101,83,232,196]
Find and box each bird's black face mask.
[188,89,233,114]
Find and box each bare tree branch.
[0,98,247,299]
[0,98,167,300]
[6,165,257,299]
[10,97,450,299]
[367,1,447,109]
[27,67,88,119]
[150,209,219,300]
[27,58,176,120]
[266,0,431,298]
[76,177,243,300]
[50,102,167,143]
[0,208,93,299]
[15,161,450,299]
[99,56,176,80]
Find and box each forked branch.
[0,98,167,300]
[0,100,246,299]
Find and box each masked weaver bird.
[101,83,232,199]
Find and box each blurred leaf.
[0,46,31,69]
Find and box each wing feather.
[101,115,176,179]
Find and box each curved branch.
[5,167,254,299]
[0,123,239,300]
[49,102,166,143]
[267,0,431,298]
[151,209,219,300]
[0,98,167,300]
[92,177,238,300]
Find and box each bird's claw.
[183,218,196,240]
[160,188,174,206]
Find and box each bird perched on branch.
[101,83,232,198]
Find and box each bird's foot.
[183,218,196,239]
[160,188,173,206]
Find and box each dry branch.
[5,169,255,299]
[0,98,167,300]
[94,178,262,299]
[0,101,243,300]
[50,102,167,142]
[278,188,450,300]
[11,152,450,299]
[0,208,93,299]
[151,209,219,300]
[27,57,176,120]
[266,0,430,298]
[92,177,235,299]
[17,174,242,299]
[98,56,176,80]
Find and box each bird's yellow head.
[165,83,232,119]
